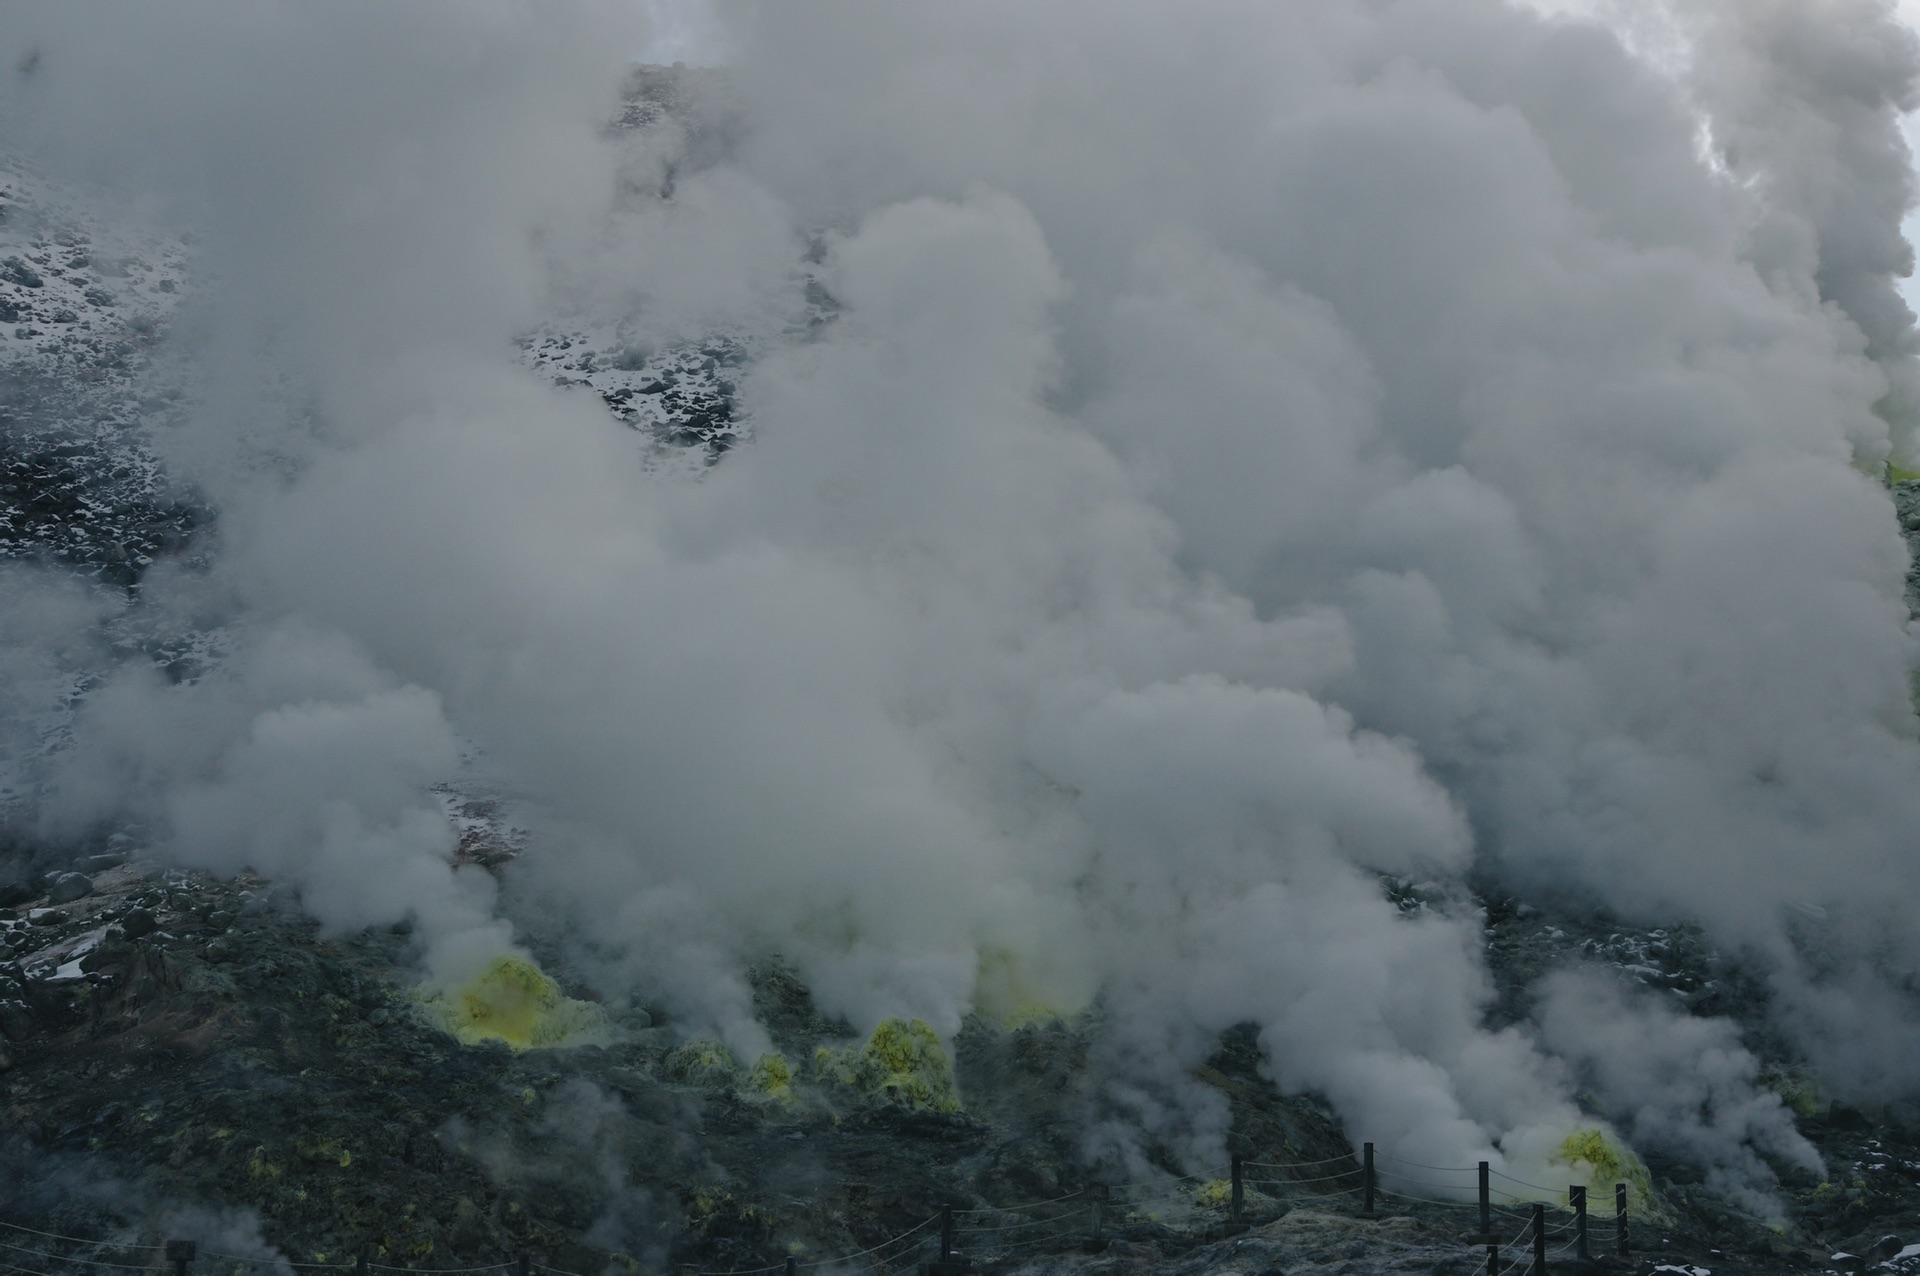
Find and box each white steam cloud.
[3,0,1920,1207]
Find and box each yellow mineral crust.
[1552,1128,1656,1212]
[815,1017,961,1112]
[422,953,607,1050]
[973,945,1087,1029]
[749,1052,796,1103]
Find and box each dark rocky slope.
[5,850,1918,1276]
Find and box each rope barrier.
[687,1213,938,1276]
[951,1188,1084,1215]
[0,1241,156,1272]
[1487,1168,1564,1195]
[0,1144,1657,1276]
[1245,1169,1361,1186]
[1374,1187,1473,1209]
[1377,1172,1490,1195]
[1487,1203,1540,1223]
[201,1254,347,1272]
[955,1201,1088,1223]
[1244,1181,1367,1197]
[962,1229,1074,1255]
[1240,1153,1356,1171]
[0,1226,164,1254]
[793,1213,938,1271]
[0,1260,56,1276]
[1373,1153,1480,1175]
[1100,1165,1231,1190]
[1489,1192,1550,1209]
[954,1206,1087,1233]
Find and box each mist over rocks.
[0,0,1917,1244]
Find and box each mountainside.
[1,107,1919,1276]
[5,11,1920,1276]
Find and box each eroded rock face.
[0,156,202,592]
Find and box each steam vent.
[422,955,607,1051]
[9,4,1920,1274]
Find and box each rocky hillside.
[6,835,1920,1276]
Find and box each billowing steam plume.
[3,0,1919,1209]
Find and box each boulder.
[78,933,132,973]
[1829,1102,1871,1131]
[46,873,93,905]
[1868,1236,1907,1264]
[0,998,33,1041]
[1,256,43,288]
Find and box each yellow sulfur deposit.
[815,1017,961,1112]
[423,953,607,1050]
[1193,1179,1235,1210]
[749,1052,796,1104]
[974,946,1072,1028]
[1553,1128,1655,1212]
[1762,1063,1822,1118]
[665,1038,738,1085]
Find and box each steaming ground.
[2,0,1920,1256]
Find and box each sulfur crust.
[422,953,608,1051]
[1553,1128,1656,1213]
[815,1017,961,1112]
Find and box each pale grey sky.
[1900,0,1920,315]
[640,0,729,66]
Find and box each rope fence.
[0,1138,1642,1276]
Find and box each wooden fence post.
[1226,1154,1248,1234]
[1084,1183,1109,1252]
[1571,1185,1588,1264]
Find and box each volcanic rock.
[45,873,92,905]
